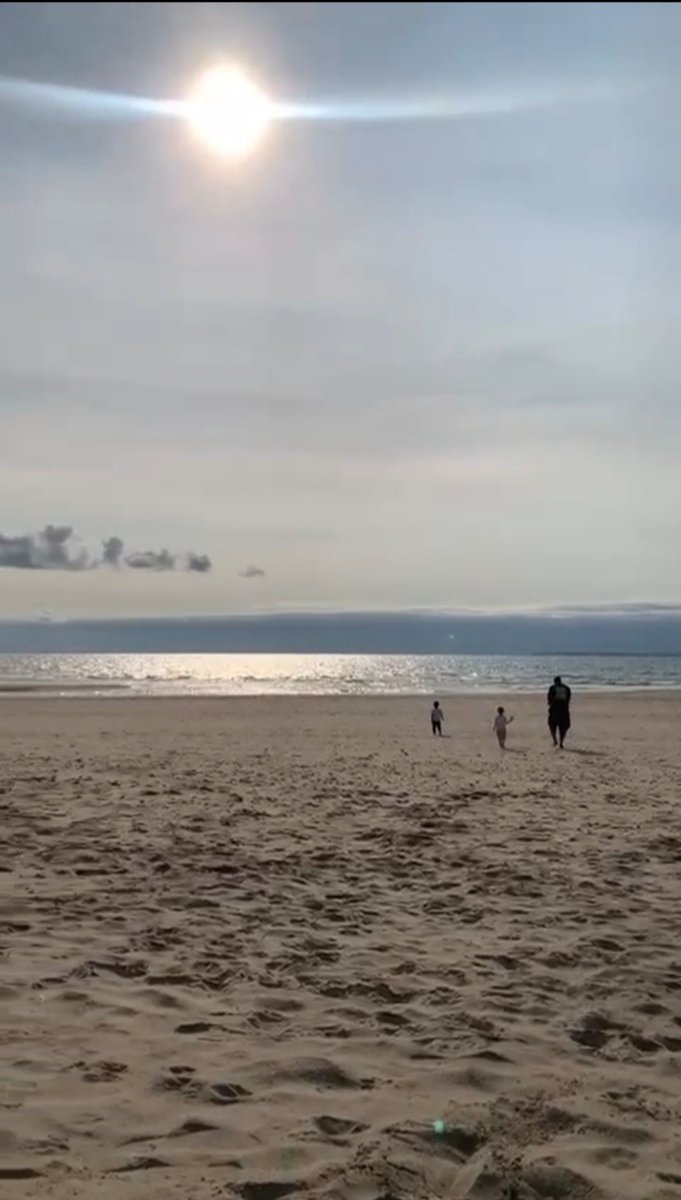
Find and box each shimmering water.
[0,653,679,696]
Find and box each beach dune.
[1,694,681,1198]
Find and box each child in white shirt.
[493,706,513,749]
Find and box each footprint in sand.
[313,1115,369,1138]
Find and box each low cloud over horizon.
[1,606,680,658]
[0,525,212,574]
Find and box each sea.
[1,653,680,697]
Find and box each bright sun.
[186,65,273,159]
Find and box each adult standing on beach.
[547,676,571,748]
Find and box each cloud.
[125,548,213,573]
[0,533,39,570]
[125,548,175,571]
[0,525,211,574]
[102,535,124,566]
[0,524,87,570]
[239,565,266,579]
[187,553,212,573]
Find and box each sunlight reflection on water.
[0,653,679,696]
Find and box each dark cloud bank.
[0,525,211,573]
[0,610,679,656]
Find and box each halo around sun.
[186,65,273,159]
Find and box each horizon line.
[2,603,681,626]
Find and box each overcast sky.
[1,2,680,619]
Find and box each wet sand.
[1,694,681,1199]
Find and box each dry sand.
[1,693,681,1200]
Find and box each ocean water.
[0,653,679,697]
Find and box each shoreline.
[1,685,681,699]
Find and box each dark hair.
[497,706,504,714]
[433,700,440,706]
[554,676,562,685]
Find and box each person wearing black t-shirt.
[547,676,571,748]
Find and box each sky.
[1,1,680,620]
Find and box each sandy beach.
[2,693,681,1199]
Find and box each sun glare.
[186,65,273,159]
